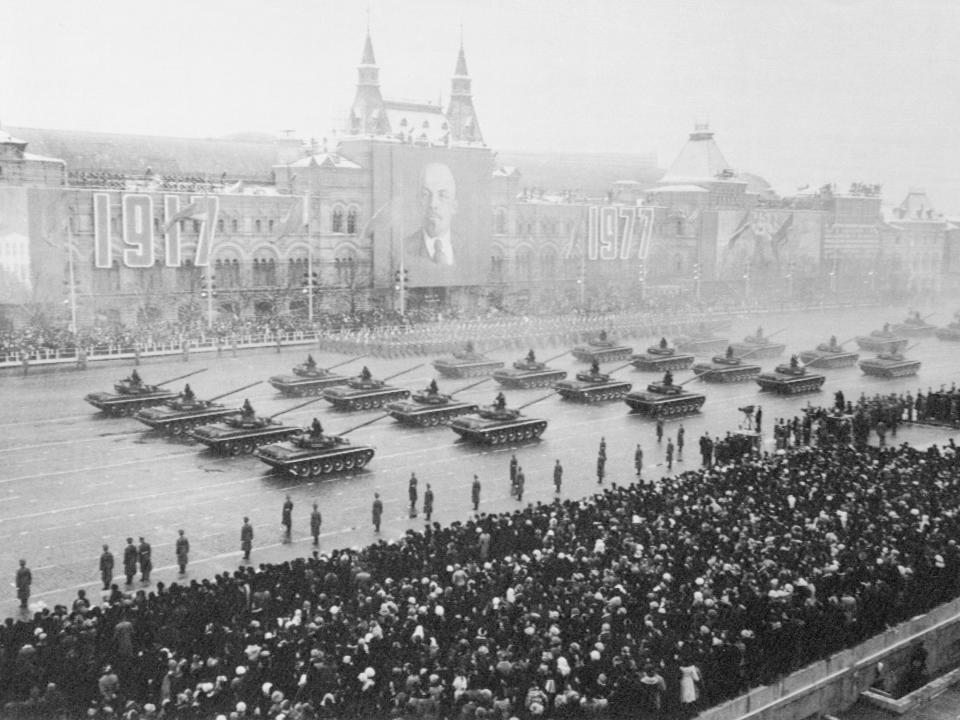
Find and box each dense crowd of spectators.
[2,430,960,719]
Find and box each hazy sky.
[3,0,959,211]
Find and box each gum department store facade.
[0,33,958,329]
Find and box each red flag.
[162,200,207,234]
[727,212,752,248]
[275,195,308,240]
[771,214,794,249]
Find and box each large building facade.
[1,34,958,330]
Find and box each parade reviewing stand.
[2,428,960,719]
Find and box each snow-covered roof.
[384,100,448,145]
[646,184,708,193]
[660,125,734,185]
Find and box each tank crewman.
[883,322,891,333]
[241,517,254,561]
[310,502,322,546]
[122,538,138,585]
[427,379,439,395]
[756,326,764,340]
[659,337,668,349]
[282,495,293,539]
[360,366,372,381]
[465,340,475,354]
[305,354,317,370]
[494,392,507,410]
[526,349,536,364]
[471,475,481,510]
[590,359,601,376]
[726,345,734,360]
[790,355,799,369]
[241,398,255,418]
[181,384,195,403]
[310,418,323,437]
[128,369,142,387]
[99,544,114,591]
[830,335,839,349]
[372,493,383,532]
[408,473,418,517]
[138,537,152,584]
[15,560,31,610]
[553,459,563,492]
[598,329,608,342]
[423,484,434,522]
[664,370,674,387]
[175,530,190,575]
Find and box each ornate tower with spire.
[446,37,483,145]
[348,31,389,136]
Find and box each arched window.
[231,219,239,233]
[215,258,240,288]
[494,209,508,235]
[335,251,357,285]
[253,258,277,286]
[332,207,344,233]
[540,249,558,279]
[347,207,358,234]
[516,249,533,281]
[217,219,225,233]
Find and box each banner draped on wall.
[714,209,822,281]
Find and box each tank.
[449,401,548,445]
[798,341,859,368]
[623,375,706,417]
[254,425,375,478]
[935,317,960,341]
[892,314,938,337]
[855,327,908,353]
[323,373,411,410]
[268,356,351,397]
[135,398,238,436]
[188,411,303,455]
[692,352,762,383]
[630,340,695,372]
[84,369,206,416]
[492,355,568,389]
[673,333,729,355]
[386,385,480,427]
[729,332,786,360]
[432,343,505,378]
[858,353,921,378]
[553,366,632,403]
[755,359,826,394]
[571,332,633,363]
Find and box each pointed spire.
[454,37,469,77]
[361,30,376,65]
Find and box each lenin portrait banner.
[367,144,494,288]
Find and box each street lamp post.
[743,265,751,303]
[693,262,701,303]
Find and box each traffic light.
[302,271,320,295]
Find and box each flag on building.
[275,195,309,240]
[771,213,794,250]
[162,200,208,234]
[562,215,585,259]
[727,211,752,248]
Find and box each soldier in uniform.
[634,444,644,477]
[372,493,383,533]
[515,467,525,501]
[175,530,190,575]
[310,418,324,437]
[127,369,142,387]
[408,473,418,517]
[310,502,322,546]
[526,349,536,364]
[305,354,317,370]
[471,475,481,511]
[360,366,373,381]
[138,537,152,584]
[123,538,138,586]
[281,495,293,539]
[427,379,439,395]
[15,560,31,610]
[241,398,255,418]
[423,484,434,522]
[553,459,563,493]
[494,392,507,410]
[241,517,254,561]
[99,544,114,591]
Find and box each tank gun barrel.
[155,368,208,387]
[518,391,557,411]
[450,377,492,396]
[267,396,325,420]
[326,354,369,371]
[337,412,391,436]
[766,328,788,339]
[383,363,426,382]
[607,361,634,375]
[543,350,570,364]
[677,373,704,387]
[207,380,263,403]
[836,336,855,347]
[904,342,921,354]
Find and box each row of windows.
[97,207,362,237]
[494,210,574,237]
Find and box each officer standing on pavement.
[597,451,606,484]
[677,424,685,461]
[175,530,190,575]
[634,444,644,477]
[99,545,114,591]
[553,460,563,493]
[372,493,383,532]
[138,537,152,584]
[423,484,434,522]
[509,454,518,487]
[310,502,322,546]
[656,418,664,443]
[282,495,293,540]
[241,517,254,562]
[666,438,675,471]
[123,538,138,586]
[15,559,31,610]
[471,475,481,511]
[408,473,419,517]
[515,467,525,502]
